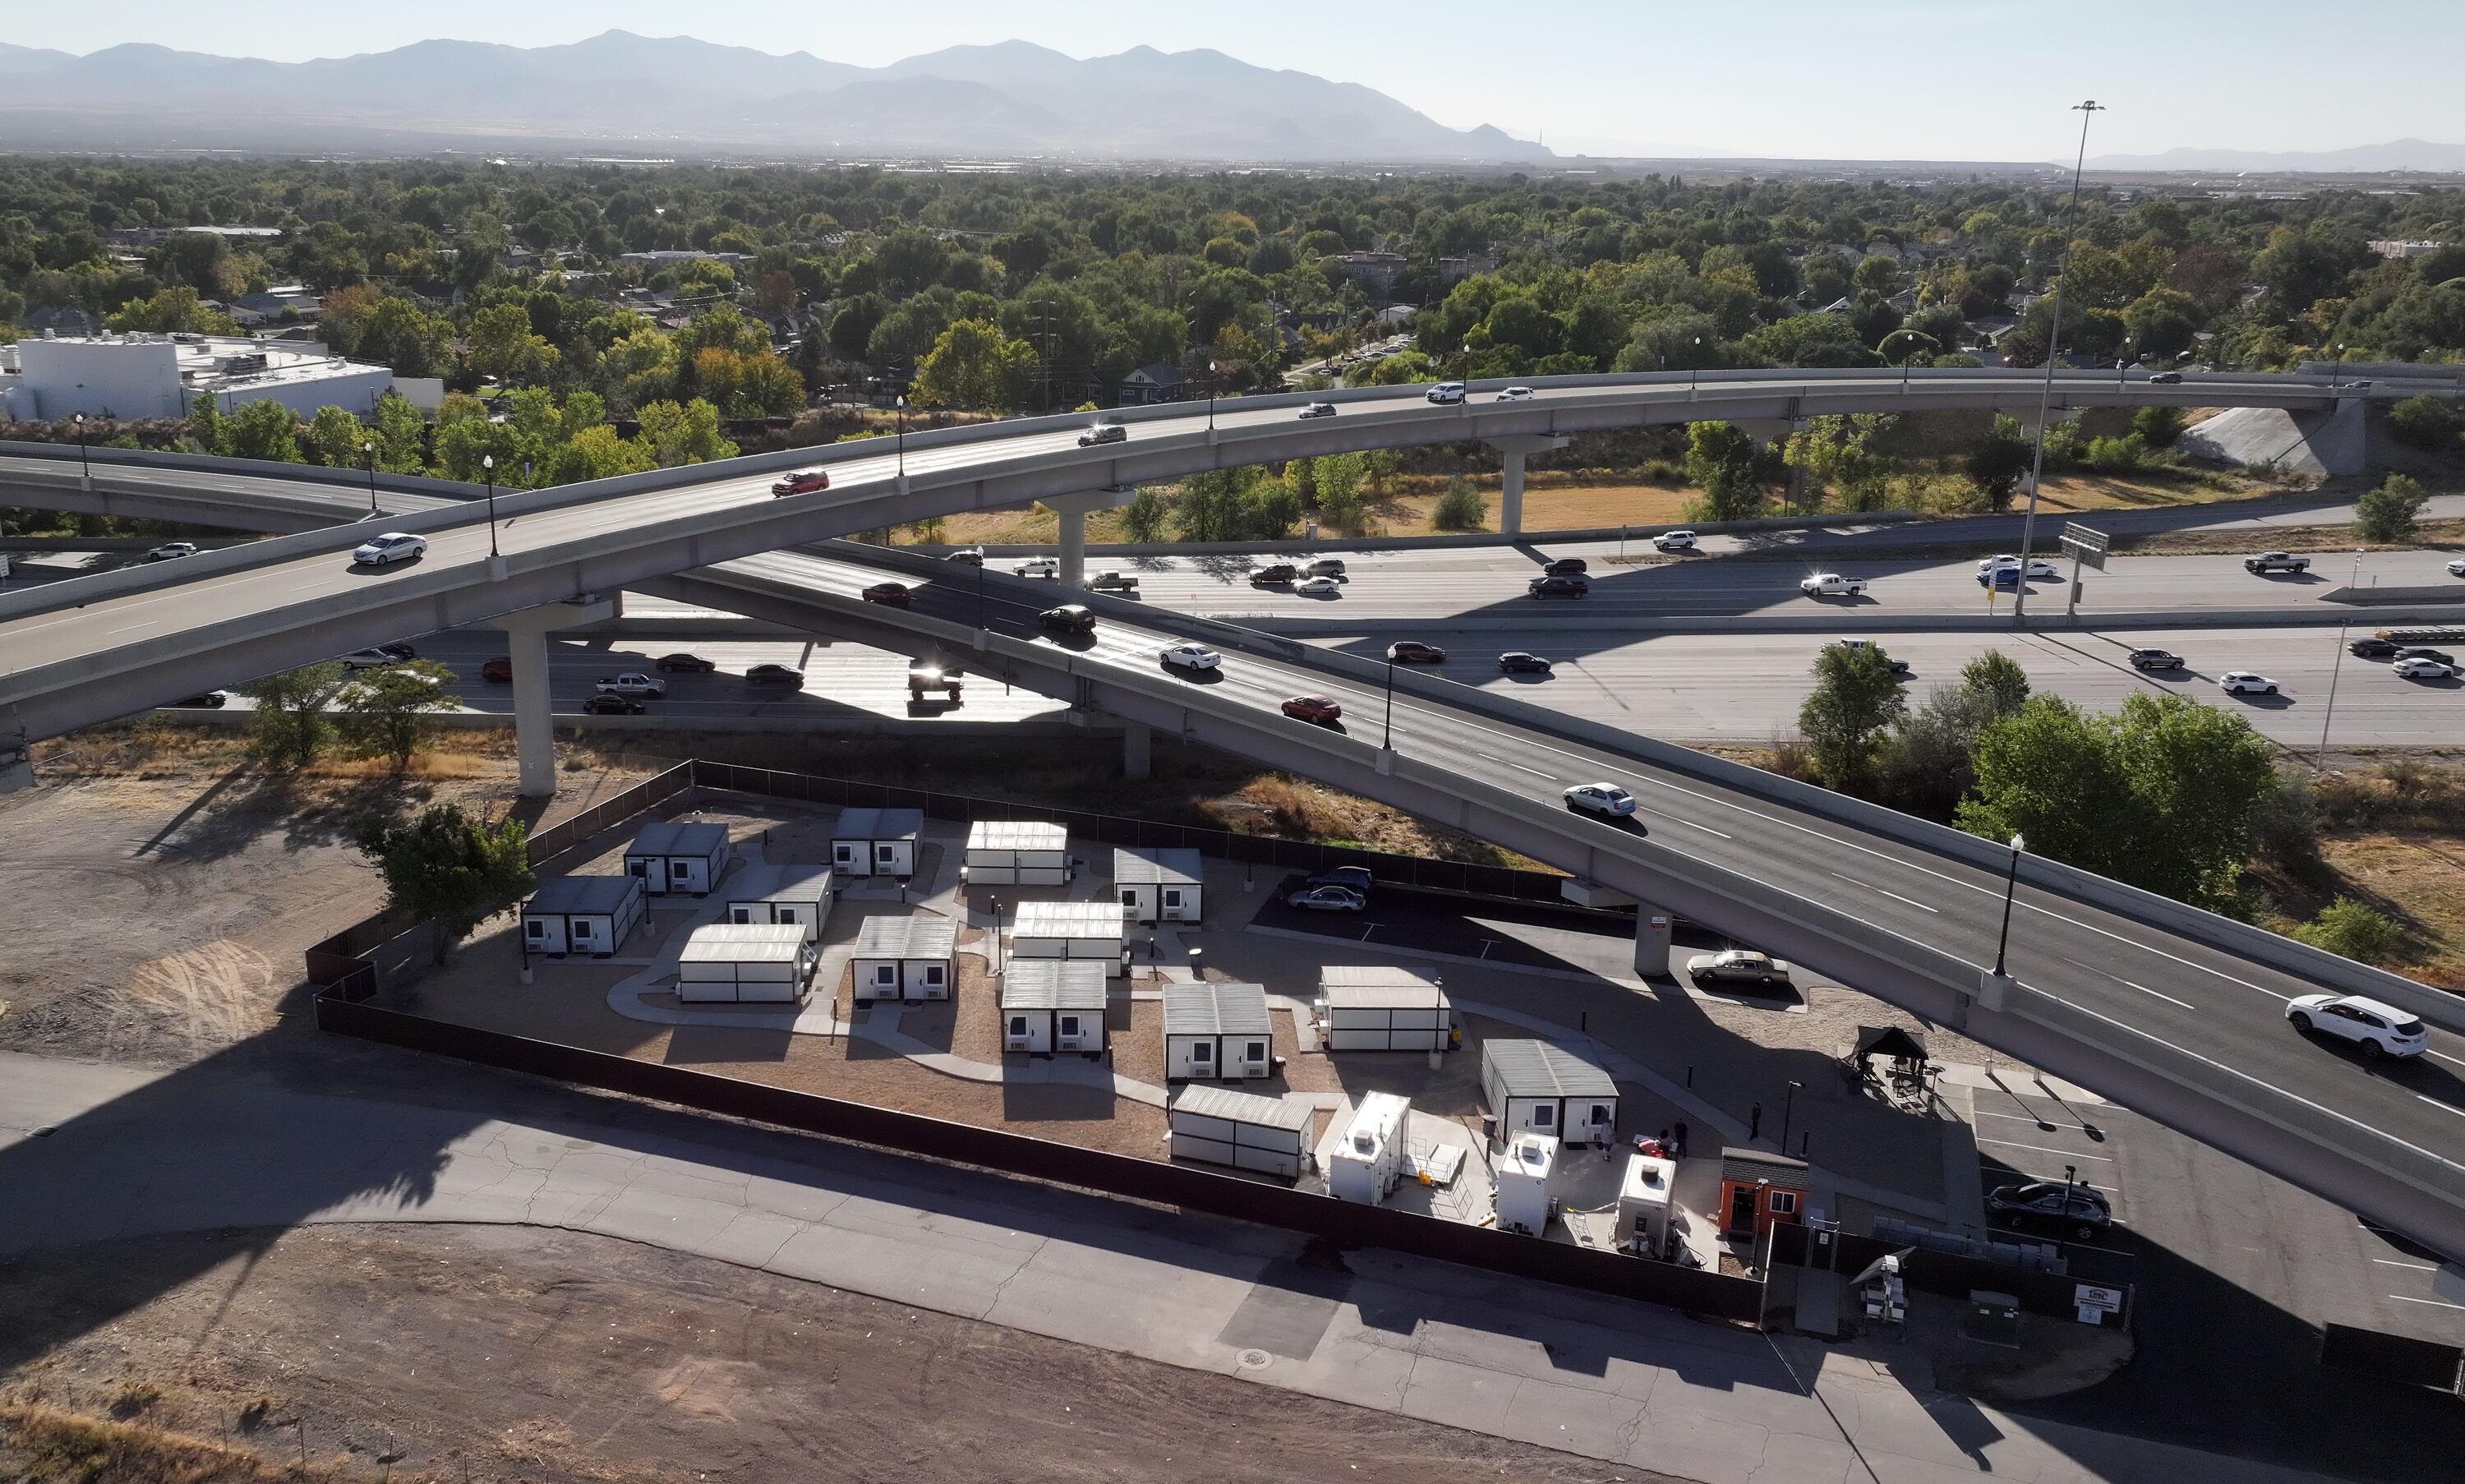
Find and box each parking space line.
[1976,1138,2114,1161]
[2419,1096,2465,1118]
[2390,1295,2465,1311]
[1978,1163,2117,1194]
[2374,1258,2439,1271]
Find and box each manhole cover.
[1236,1349,1273,1371]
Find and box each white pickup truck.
[1799,573,1869,598]
[2244,551,2311,574]
[594,672,667,699]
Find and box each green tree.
[2356,472,2429,544]
[2131,405,2186,448]
[303,405,370,469]
[104,286,238,335]
[339,660,458,772]
[2387,395,2462,451]
[223,399,303,463]
[1432,475,1487,532]
[1784,414,1897,512]
[1960,651,2032,716]
[1799,644,1909,792]
[466,302,558,385]
[633,399,738,468]
[544,423,657,484]
[355,804,535,965]
[239,661,348,769]
[1683,421,1762,522]
[1120,486,1171,543]
[1965,414,2034,511]
[1311,451,1370,532]
[2293,898,2403,966]
[911,318,1038,411]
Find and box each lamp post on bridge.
[1992,833,2025,979]
[482,454,499,559]
[362,440,377,516]
[71,411,89,486]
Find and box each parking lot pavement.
[1965,1066,2133,1247]
[1248,877,1648,980]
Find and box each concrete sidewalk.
[0,1048,2343,1484]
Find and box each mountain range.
[2087,138,2465,173]
[0,30,1549,164]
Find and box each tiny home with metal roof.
[1113,846,1203,924]
[1163,980,1274,1081]
[1480,1038,1619,1147]
[999,958,1108,1056]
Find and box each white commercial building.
[676,923,817,1004]
[1328,1091,1412,1205]
[1481,1039,1620,1148]
[725,865,834,944]
[1316,966,1453,1052]
[1168,1083,1315,1179]
[0,331,403,422]
[832,807,924,878]
[998,958,1108,1057]
[965,820,1069,887]
[624,821,733,896]
[850,913,957,1002]
[1010,899,1127,975]
[520,873,646,959]
[1113,846,1202,924]
[1163,980,1275,1081]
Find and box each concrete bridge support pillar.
[1485,435,1571,536]
[1122,721,1151,781]
[1044,486,1139,588]
[491,595,617,799]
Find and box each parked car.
[1563,782,1638,818]
[1497,652,1553,673]
[145,542,199,561]
[745,664,805,687]
[1297,574,1343,596]
[1987,1181,2113,1238]
[2149,370,2184,385]
[655,652,717,672]
[1038,604,1097,634]
[1014,556,1060,578]
[1160,643,1221,672]
[1286,884,1366,912]
[1799,573,1868,597]
[2245,551,2311,574]
[1387,640,1446,664]
[1685,950,1791,988]
[1425,381,1467,405]
[2348,638,2400,659]
[351,532,426,566]
[1306,866,1375,896]
[1280,694,1343,725]
[1653,530,1698,552]
[770,468,829,495]
[1305,557,1348,577]
[862,581,913,606]
[339,648,403,669]
[2220,671,2278,695]
[2394,647,2456,666]
[2286,993,2427,1059]
[168,691,227,708]
[1542,557,1590,577]
[2395,657,2457,680]
[594,671,666,698]
[480,656,514,682]
[1822,638,1911,675]
[2127,648,2185,671]
[1495,385,1536,401]
[581,694,646,716]
[1527,574,1589,598]
[1086,570,1139,592]
[1078,422,1127,447]
[1298,402,1338,419]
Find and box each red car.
[771,468,830,496]
[480,656,514,682]
[1281,694,1343,725]
[862,582,913,606]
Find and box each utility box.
[1617,1152,1678,1256]
[1495,1131,1558,1236]
[1328,1092,1411,1205]
[1963,1290,2023,1349]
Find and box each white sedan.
[1159,643,1221,672]
[2394,657,2456,680]
[2285,993,2426,1059]
[352,532,427,565]
[1978,555,2061,580]
[1495,385,1537,401]
[2449,558,2465,577]
[145,542,200,561]
[2220,671,2279,695]
[1563,782,1638,818]
[1297,575,1343,596]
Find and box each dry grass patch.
[0,1403,420,1484]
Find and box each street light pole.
[482,453,499,558]
[362,440,378,516]
[71,411,89,486]
[1780,1080,1803,1153]
[1992,833,2025,979]
[1381,657,1397,750]
[2319,551,2365,765]
[2116,334,2131,389]
[2014,99,2104,629]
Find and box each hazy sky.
[11,0,2461,161]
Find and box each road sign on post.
[2059,523,2109,620]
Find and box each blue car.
[1978,565,2025,588]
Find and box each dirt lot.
[0,1224,1647,1484]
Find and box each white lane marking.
[2390,1295,2465,1311]
[2115,979,2195,1011]
[2374,1258,2439,1270]
[1508,762,1555,780]
[1975,1137,2115,1161]
[1978,1166,2121,1194]
[1665,815,1734,840]
[1830,872,1937,914]
[2435,1051,2465,1071]
[2419,1096,2465,1119]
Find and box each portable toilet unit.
[1481,1039,1620,1147]
[624,821,733,896]
[1328,1092,1412,1205]
[520,873,645,959]
[1010,899,1127,975]
[832,807,924,878]
[726,865,833,943]
[965,820,1070,886]
[675,923,817,1004]
[1162,980,1275,1081]
[1168,1083,1315,1179]
[1495,1131,1558,1235]
[1617,1152,1679,1256]
[1113,846,1203,924]
[1316,966,1453,1051]
[850,913,958,1002]
[999,958,1108,1057]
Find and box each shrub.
[2387,394,2463,451]
[2293,897,2403,966]
[2131,405,2186,447]
[2355,472,2429,543]
[1432,475,1488,531]
[2248,774,2324,877]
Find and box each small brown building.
[1718,1147,1809,1242]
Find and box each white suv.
[2220,671,2279,695]
[2286,994,2426,1059]
[1425,382,1467,405]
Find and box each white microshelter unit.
[1617,1152,1678,1256]
[1163,980,1274,1081]
[965,820,1070,887]
[999,958,1108,1057]
[521,873,646,959]
[1168,1083,1314,1180]
[1328,1091,1412,1205]
[1481,1038,1620,1147]
[1009,899,1127,975]
[832,806,924,878]
[849,913,958,1002]
[675,923,817,1004]
[1495,1131,1559,1235]
[624,820,732,896]
[726,865,834,943]
[1316,966,1453,1052]
[1113,846,1202,924]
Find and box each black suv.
[1542,557,1589,577]
[2128,648,2185,671]
[1527,574,1590,598]
[2349,638,2399,659]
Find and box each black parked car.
[1305,865,1374,896]
[1987,1181,2113,1239]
